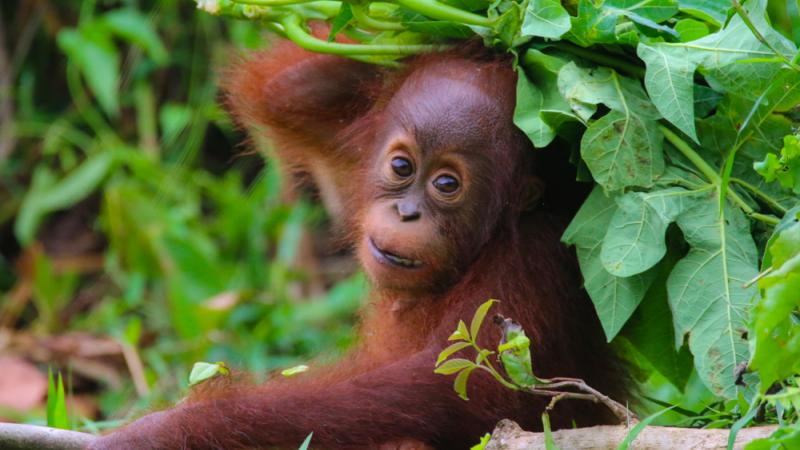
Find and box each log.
[0,423,96,450]
[486,419,778,450]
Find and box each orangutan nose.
[396,200,421,222]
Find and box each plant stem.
[351,5,405,31]
[730,177,788,215]
[551,42,645,78]
[395,0,493,27]
[730,0,800,72]
[660,125,719,184]
[234,0,318,5]
[281,15,440,54]
[660,126,782,225]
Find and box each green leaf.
[637,43,698,142]
[281,365,310,377]
[569,0,678,44]
[46,369,69,430]
[189,361,230,386]
[448,319,471,341]
[434,358,475,375]
[755,134,800,194]
[542,413,560,450]
[558,63,660,123]
[749,211,800,390]
[581,110,664,191]
[328,3,353,41]
[648,0,797,101]
[678,0,728,26]
[616,407,673,450]
[601,187,702,277]
[470,433,491,450]
[674,18,709,41]
[298,432,313,450]
[102,9,168,64]
[514,50,576,147]
[497,319,539,387]
[436,341,472,366]
[470,299,497,340]
[520,0,571,39]
[57,28,120,116]
[667,193,759,398]
[563,188,656,340]
[453,366,476,400]
[15,151,118,245]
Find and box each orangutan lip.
[368,237,423,269]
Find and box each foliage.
[46,369,69,430]
[188,361,230,386]
[198,0,800,435]
[1,0,365,427]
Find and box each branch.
[485,419,778,450]
[0,423,96,450]
[531,377,634,423]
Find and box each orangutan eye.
[432,174,460,194]
[390,157,414,178]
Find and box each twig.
[530,377,635,424]
[0,423,96,450]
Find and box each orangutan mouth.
[368,237,423,269]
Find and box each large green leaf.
[601,187,703,277]
[637,43,698,142]
[520,0,571,39]
[667,192,759,398]
[569,0,678,45]
[581,111,664,191]
[563,187,656,340]
[514,50,576,147]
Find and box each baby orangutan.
[88,41,620,450]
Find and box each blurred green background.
[0,0,366,428]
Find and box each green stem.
[749,212,781,225]
[729,177,788,215]
[660,125,719,184]
[281,15,440,55]
[350,4,405,31]
[469,341,518,390]
[551,42,645,78]
[660,125,780,226]
[233,0,317,5]
[731,0,800,72]
[394,0,493,27]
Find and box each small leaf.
[298,432,313,450]
[102,9,168,64]
[470,299,497,341]
[616,407,673,449]
[281,365,310,377]
[453,366,476,400]
[436,342,471,366]
[449,320,471,341]
[520,0,571,39]
[57,28,120,116]
[47,369,69,430]
[189,361,230,386]
[328,3,353,41]
[434,358,475,375]
[470,433,491,450]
